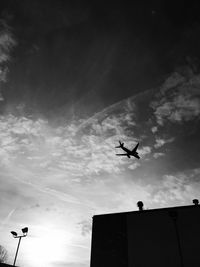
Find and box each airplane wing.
[132,142,139,152]
[116,154,128,156]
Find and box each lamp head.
[11,231,18,237]
[22,227,28,235]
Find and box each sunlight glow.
[25,226,72,267]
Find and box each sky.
[0,1,200,267]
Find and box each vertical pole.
[173,220,184,267]
[169,211,184,267]
[13,236,22,266]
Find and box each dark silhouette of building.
[0,264,16,267]
[90,200,200,267]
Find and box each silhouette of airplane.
[115,141,140,159]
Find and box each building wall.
[90,205,200,267]
[90,212,128,267]
[0,263,16,267]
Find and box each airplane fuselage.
[121,146,131,154]
[116,141,140,159]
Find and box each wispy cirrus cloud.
[0,110,143,191]
[154,137,175,148]
[151,73,200,126]
[128,162,140,170]
[153,152,165,159]
[78,219,92,237]
[150,170,200,207]
[151,126,158,133]
[0,20,17,100]
[0,27,16,63]
[159,72,186,93]
[138,146,151,157]
[153,95,200,125]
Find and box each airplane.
[115,141,140,159]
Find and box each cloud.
[154,137,175,148]
[153,152,165,159]
[0,111,148,212]
[0,20,17,100]
[151,74,200,125]
[153,96,200,125]
[160,72,186,94]
[0,115,49,166]
[78,220,92,236]
[150,171,200,206]
[151,126,158,133]
[0,31,16,63]
[138,146,151,157]
[128,162,140,170]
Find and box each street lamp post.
[11,227,28,266]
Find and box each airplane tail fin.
[115,140,124,148]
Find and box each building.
[0,264,16,267]
[90,201,200,267]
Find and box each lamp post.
[11,227,28,266]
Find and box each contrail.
[0,208,15,228]
[76,87,156,132]
[13,175,93,208]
